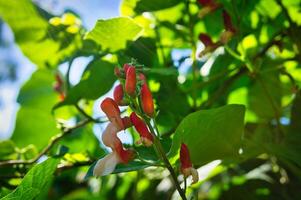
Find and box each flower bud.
[130,112,153,147]
[198,33,214,47]
[141,83,154,117]
[100,98,124,129]
[198,0,220,18]
[180,143,199,184]
[123,63,132,74]
[113,84,128,106]
[220,10,236,44]
[223,10,236,33]
[138,73,146,84]
[114,67,122,77]
[198,33,220,57]
[125,66,136,97]
[180,143,192,169]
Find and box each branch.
[75,103,106,123]
[0,119,92,167]
[253,30,286,61]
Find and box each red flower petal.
[100,98,123,129]
[180,143,192,170]
[114,139,135,164]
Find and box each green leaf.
[85,17,142,52]
[55,59,116,107]
[135,0,181,13]
[135,137,171,161]
[0,0,77,68]
[113,161,149,174]
[169,104,246,165]
[124,37,159,67]
[11,69,59,150]
[1,158,59,200]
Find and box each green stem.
[152,118,161,138]
[129,96,187,199]
[224,45,243,62]
[184,177,187,195]
[75,104,104,123]
[144,118,187,200]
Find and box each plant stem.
[129,95,186,199]
[184,177,187,195]
[75,103,104,123]
[144,118,187,200]
[152,118,161,138]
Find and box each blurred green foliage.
[1,0,301,199]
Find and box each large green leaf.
[248,68,281,120]
[56,59,116,107]
[11,69,59,149]
[169,104,246,165]
[124,37,159,67]
[1,158,59,200]
[85,17,142,52]
[0,0,77,68]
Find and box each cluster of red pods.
[93,63,198,184]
